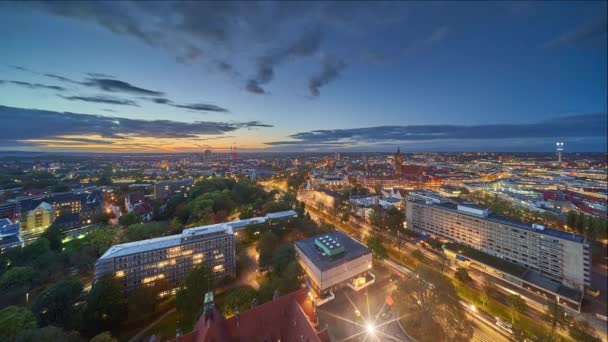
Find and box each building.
[153,178,194,200]
[9,189,104,240]
[394,146,404,175]
[311,189,339,209]
[125,192,153,221]
[25,202,54,234]
[94,224,236,293]
[405,191,590,295]
[0,218,23,251]
[171,288,328,342]
[379,196,401,209]
[295,231,374,306]
[94,210,296,293]
[349,194,379,207]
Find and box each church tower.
[394,146,403,176]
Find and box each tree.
[31,279,83,329]
[118,212,139,226]
[454,268,472,283]
[221,286,257,318]
[90,331,117,342]
[366,235,388,260]
[176,266,212,324]
[544,300,568,339]
[569,319,601,342]
[0,266,36,291]
[0,306,37,340]
[369,207,384,228]
[384,207,404,232]
[479,286,490,308]
[258,231,279,268]
[397,264,473,342]
[506,294,527,324]
[127,279,170,320]
[13,326,84,342]
[272,244,295,276]
[42,224,63,252]
[83,276,127,336]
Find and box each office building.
[94,211,297,293]
[95,224,235,293]
[405,191,590,292]
[295,231,374,305]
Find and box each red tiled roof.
[172,288,326,342]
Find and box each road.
[298,193,510,342]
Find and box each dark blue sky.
[0,1,606,152]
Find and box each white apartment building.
[405,191,590,291]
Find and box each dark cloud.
[59,95,139,106]
[171,103,228,113]
[246,29,323,95]
[267,113,607,147]
[83,78,164,96]
[308,57,346,97]
[543,18,608,49]
[0,80,66,91]
[0,105,273,144]
[141,98,229,113]
[44,73,82,84]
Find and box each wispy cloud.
[543,18,607,49]
[0,80,66,91]
[59,95,139,106]
[267,113,607,151]
[83,78,164,96]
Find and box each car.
[585,287,600,297]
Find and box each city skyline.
[1,1,607,152]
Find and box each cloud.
[403,25,449,56]
[171,103,228,113]
[308,57,346,97]
[59,95,139,106]
[83,78,164,96]
[0,80,66,91]
[15,1,408,95]
[543,18,608,49]
[86,72,115,78]
[0,105,273,145]
[266,113,607,150]
[246,29,323,95]
[425,25,449,45]
[43,73,82,84]
[141,97,229,113]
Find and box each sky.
[0,1,606,153]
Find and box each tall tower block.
[556,142,564,163]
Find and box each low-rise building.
[295,231,374,305]
[0,218,23,251]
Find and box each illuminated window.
[213,265,224,273]
[115,270,125,278]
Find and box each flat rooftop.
[295,231,370,272]
[98,210,295,260]
[410,195,585,243]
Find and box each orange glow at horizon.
[20,134,270,152]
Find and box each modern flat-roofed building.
[94,210,297,293]
[405,191,590,292]
[0,218,23,251]
[94,224,235,293]
[295,231,373,305]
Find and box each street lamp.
[366,322,376,335]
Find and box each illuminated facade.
[405,191,590,291]
[94,224,235,293]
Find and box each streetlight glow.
[366,322,376,335]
